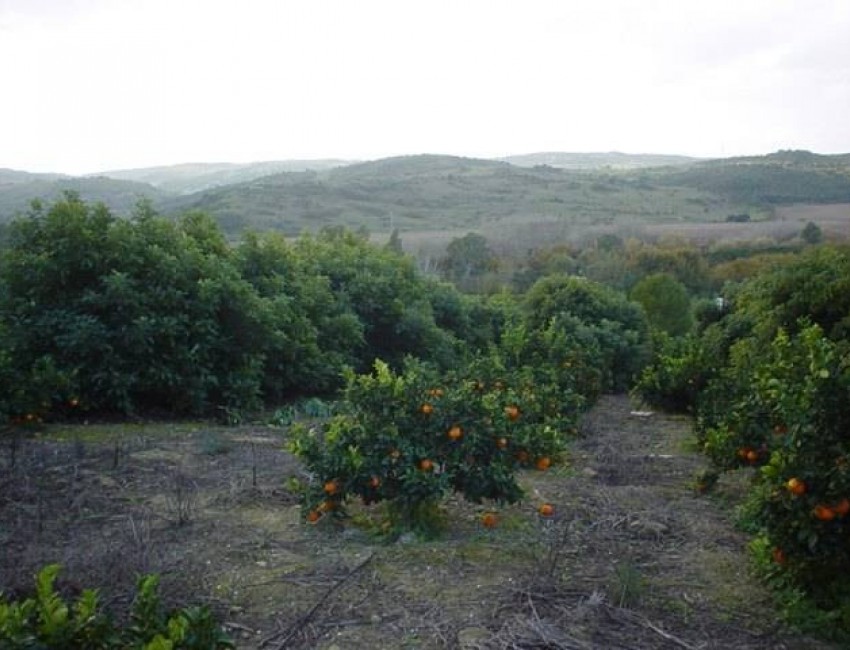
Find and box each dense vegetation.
[2,175,849,644]
[4,150,850,241]
[0,194,489,421]
[635,245,850,640]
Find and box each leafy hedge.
[0,195,489,421]
[634,245,850,636]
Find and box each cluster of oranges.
[479,503,555,530]
[784,477,850,521]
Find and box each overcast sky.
[2,0,849,174]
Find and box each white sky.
[1,0,849,174]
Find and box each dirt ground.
[0,396,838,649]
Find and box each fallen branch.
[259,552,375,649]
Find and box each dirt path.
[0,397,838,649]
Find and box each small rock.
[370,614,382,624]
[582,467,599,478]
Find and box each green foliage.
[629,273,694,337]
[0,565,233,649]
[801,221,824,245]
[523,275,651,391]
[633,332,711,413]
[646,246,850,635]
[290,354,581,536]
[0,197,483,421]
[440,232,497,289]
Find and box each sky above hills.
[2,0,849,175]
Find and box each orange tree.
[289,355,578,536]
[700,325,850,605]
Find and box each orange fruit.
[419,458,434,472]
[447,425,463,441]
[538,503,554,517]
[420,403,434,415]
[737,447,750,460]
[745,449,759,463]
[318,500,335,513]
[535,456,551,471]
[481,512,498,528]
[369,476,381,488]
[68,398,79,407]
[504,405,520,421]
[786,478,806,496]
[833,498,850,517]
[496,437,508,450]
[306,510,321,523]
[772,547,786,565]
[323,480,339,495]
[813,505,836,521]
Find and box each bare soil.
[0,397,838,649]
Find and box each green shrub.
[290,357,577,536]
[0,565,233,649]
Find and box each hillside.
[0,176,170,221]
[96,159,354,194]
[159,154,743,236]
[0,168,68,185]
[158,151,850,239]
[500,151,701,169]
[653,150,850,204]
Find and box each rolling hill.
[95,159,354,195]
[3,151,848,250]
[0,176,170,222]
[158,151,850,238]
[500,151,701,169]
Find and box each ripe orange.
[369,476,381,488]
[745,449,759,463]
[481,512,498,528]
[538,503,554,517]
[68,398,80,408]
[786,478,806,496]
[535,456,551,471]
[504,405,520,421]
[318,500,335,513]
[428,387,444,398]
[323,480,339,495]
[772,547,786,565]
[496,437,508,450]
[419,458,434,472]
[306,510,321,523]
[447,425,463,441]
[737,447,750,460]
[420,403,434,416]
[833,498,850,517]
[813,505,836,521]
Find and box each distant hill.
[158,154,746,236]
[500,152,701,169]
[0,168,68,185]
[0,176,170,222]
[653,150,850,204]
[96,159,354,195]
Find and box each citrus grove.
[5,194,850,643]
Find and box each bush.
[0,565,233,649]
[290,357,578,537]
